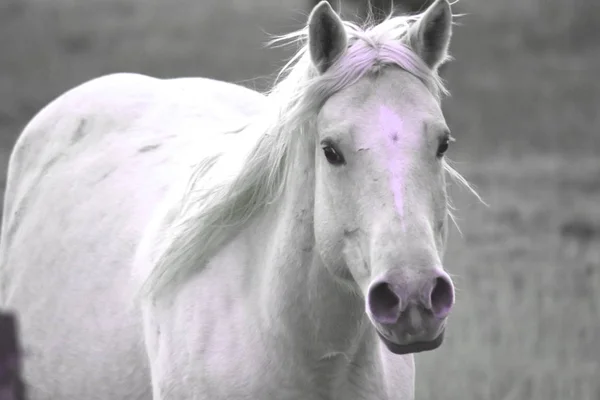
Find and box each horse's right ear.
[308,1,348,74]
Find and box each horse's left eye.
[436,136,453,158]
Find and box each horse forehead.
[368,70,442,117]
[320,69,441,129]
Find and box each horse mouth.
[376,329,445,355]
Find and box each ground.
[1,0,599,399]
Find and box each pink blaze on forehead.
[377,105,420,222]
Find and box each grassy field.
[1,0,599,399]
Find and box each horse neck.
[252,138,374,366]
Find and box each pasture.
[1,0,599,398]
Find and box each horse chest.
[153,311,412,400]
[149,293,399,399]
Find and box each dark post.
[0,312,26,400]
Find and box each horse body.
[0,73,265,399]
[1,1,476,399]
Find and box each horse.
[0,0,480,398]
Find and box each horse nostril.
[367,282,401,325]
[430,276,454,319]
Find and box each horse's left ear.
[308,1,348,74]
[406,0,453,71]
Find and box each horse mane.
[139,9,482,298]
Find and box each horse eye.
[436,136,453,158]
[322,145,345,165]
[437,142,448,157]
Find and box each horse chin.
[376,329,445,355]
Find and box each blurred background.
[1,0,599,398]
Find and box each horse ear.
[308,1,348,74]
[405,0,453,71]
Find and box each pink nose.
[367,270,454,325]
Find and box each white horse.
[0,0,479,398]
